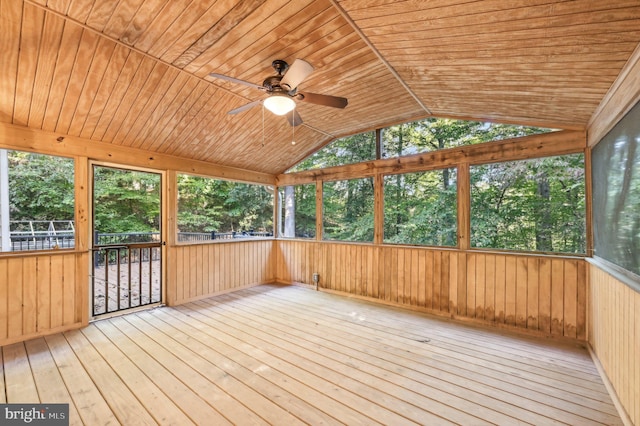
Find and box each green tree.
[470,155,585,253]
[8,151,74,221]
[323,178,374,242]
[289,131,376,172]
[93,167,160,234]
[177,175,224,232]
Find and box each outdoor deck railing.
[8,230,273,251]
[177,230,272,242]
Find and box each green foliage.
[176,175,223,232]
[382,119,549,156]
[286,117,581,253]
[323,178,374,242]
[225,182,273,232]
[289,131,376,172]
[471,155,586,253]
[93,166,161,234]
[177,175,273,234]
[384,169,457,246]
[279,184,316,238]
[8,151,74,221]
[5,118,584,256]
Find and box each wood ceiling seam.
[327,0,432,116]
[363,9,640,41]
[102,0,147,41]
[40,19,84,132]
[102,56,159,144]
[357,2,640,35]
[373,31,640,51]
[126,68,184,148]
[357,0,640,31]
[67,37,118,137]
[135,0,200,55]
[158,0,238,65]
[186,0,302,75]
[90,49,145,141]
[176,92,239,156]
[136,75,202,151]
[28,10,65,129]
[85,0,117,32]
[162,85,219,157]
[14,3,45,128]
[148,80,211,153]
[119,0,173,46]
[172,0,268,70]
[0,0,22,125]
[66,0,93,24]
[82,44,136,141]
[378,42,639,61]
[183,0,301,76]
[368,23,640,50]
[55,28,102,135]
[112,62,171,145]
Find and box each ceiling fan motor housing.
[271,59,289,75]
[262,75,284,92]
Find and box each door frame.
[88,161,167,320]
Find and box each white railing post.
[0,150,10,251]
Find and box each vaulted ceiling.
[1,0,639,175]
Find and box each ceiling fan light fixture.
[263,93,295,116]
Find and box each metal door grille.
[92,243,162,316]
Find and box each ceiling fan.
[209,59,348,127]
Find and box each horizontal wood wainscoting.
[276,240,587,339]
[588,264,640,425]
[167,240,276,305]
[0,252,88,346]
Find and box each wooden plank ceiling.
[1,0,639,175]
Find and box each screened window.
[0,150,75,252]
[382,118,552,158]
[592,101,640,276]
[323,178,374,242]
[470,154,585,254]
[384,168,457,246]
[177,174,273,241]
[287,131,375,172]
[279,184,316,239]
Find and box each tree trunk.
[535,176,553,251]
[284,186,295,237]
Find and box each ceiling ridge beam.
[328,0,433,115]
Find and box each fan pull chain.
[291,106,296,145]
[262,103,265,147]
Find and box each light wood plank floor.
[1,284,623,425]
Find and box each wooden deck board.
[1,284,623,425]
[213,290,614,425]
[23,338,83,426]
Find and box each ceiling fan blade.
[209,73,264,90]
[297,92,348,109]
[286,109,303,127]
[280,59,314,91]
[228,100,261,115]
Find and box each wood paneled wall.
[589,264,640,425]
[276,240,587,339]
[167,240,275,305]
[0,252,88,346]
